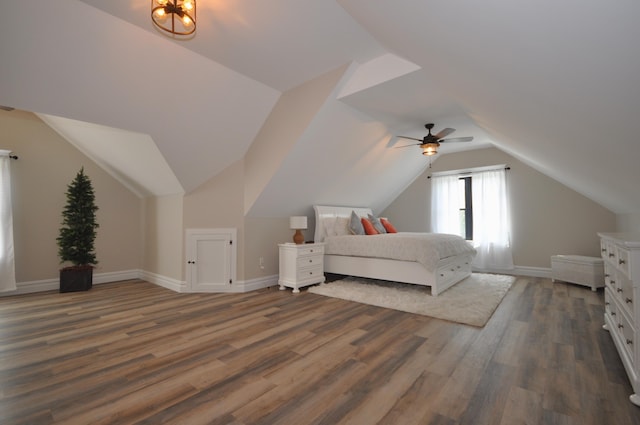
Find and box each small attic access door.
[186,228,237,292]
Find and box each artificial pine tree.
[57,168,99,291]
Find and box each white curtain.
[0,151,16,292]
[430,174,462,236]
[471,169,514,271]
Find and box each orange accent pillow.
[361,217,379,235]
[380,218,398,233]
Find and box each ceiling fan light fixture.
[151,0,196,36]
[422,143,439,156]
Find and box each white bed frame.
[313,205,474,296]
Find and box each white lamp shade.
[289,216,307,230]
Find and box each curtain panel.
[0,150,16,292]
[471,169,514,270]
[430,174,462,236]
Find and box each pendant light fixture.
[151,0,196,36]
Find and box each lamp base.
[293,229,304,244]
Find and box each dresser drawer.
[619,272,634,316]
[617,247,631,278]
[605,289,618,323]
[604,263,616,292]
[617,307,635,362]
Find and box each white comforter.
[324,232,476,271]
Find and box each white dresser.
[599,232,640,406]
[278,243,325,293]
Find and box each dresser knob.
[602,248,607,252]
[619,259,626,265]
[626,298,633,304]
[612,312,617,316]
[605,301,610,306]
[618,288,623,293]
[627,339,633,345]
[618,323,624,329]
[609,253,615,258]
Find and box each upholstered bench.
[551,255,604,291]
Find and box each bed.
[313,205,476,296]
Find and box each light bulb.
[183,1,194,11]
[157,0,168,5]
[182,15,193,26]
[154,8,166,18]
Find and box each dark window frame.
[459,176,473,240]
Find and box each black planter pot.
[60,266,93,293]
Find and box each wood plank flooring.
[0,277,639,424]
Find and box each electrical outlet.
[259,256,264,270]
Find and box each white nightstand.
[278,242,325,293]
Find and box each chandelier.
[151,0,196,36]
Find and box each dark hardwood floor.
[0,277,638,424]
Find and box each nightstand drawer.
[297,255,323,268]
[297,265,323,282]
[297,245,324,256]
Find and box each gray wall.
[1,110,143,283]
[382,147,617,269]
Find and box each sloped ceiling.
[2,0,640,215]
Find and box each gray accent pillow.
[349,210,365,235]
[368,214,387,234]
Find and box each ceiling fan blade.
[394,143,421,149]
[441,136,473,143]
[434,127,455,139]
[397,136,423,142]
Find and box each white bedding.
[324,232,476,271]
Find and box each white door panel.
[186,229,236,292]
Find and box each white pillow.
[334,217,350,236]
[323,216,351,237]
[323,217,338,237]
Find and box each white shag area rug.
[307,273,516,327]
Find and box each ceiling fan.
[396,123,473,156]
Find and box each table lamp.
[289,216,307,244]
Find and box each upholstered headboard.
[313,205,373,243]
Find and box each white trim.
[431,164,508,178]
[2,267,553,296]
[241,274,279,292]
[3,269,142,296]
[472,265,551,279]
[1,269,279,296]
[140,270,186,292]
[198,275,279,293]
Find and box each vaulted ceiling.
[2,1,639,215]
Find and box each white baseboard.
[2,270,278,296]
[473,266,552,279]
[4,269,141,296]
[234,275,279,293]
[512,266,552,278]
[140,270,186,292]
[3,266,550,298]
